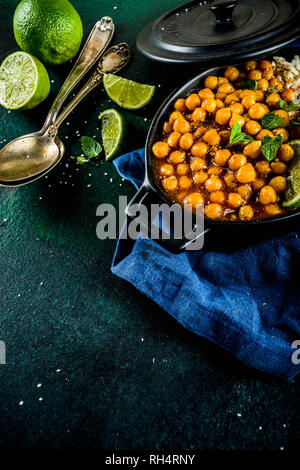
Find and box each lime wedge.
[103,73,155,110]
[0,51,50,110]
[282,140,300,208]
[99,108,125,161]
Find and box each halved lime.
[282,140,300,208]
[99,108,125,161]
[103,74,155,110]
[0,51,50,110]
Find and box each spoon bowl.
[0,132,63,182]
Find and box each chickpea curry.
[152,59,300,221]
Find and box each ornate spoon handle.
[42,17,114,132]
[52,43,131,132]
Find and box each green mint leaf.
[268,87,279,93]
[229,122,253,146]
[261,135,283,161]
[261,113,285,130]
[76,156,89,165]
[81,136,102,159]
[291,121,300,126]
[240,80,257,91]
[279,100,300,111]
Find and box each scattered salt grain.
[19,401,24,406]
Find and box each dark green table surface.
[0,0,299,452]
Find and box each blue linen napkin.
[112,149,300,380]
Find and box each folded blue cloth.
[112,149,300,380]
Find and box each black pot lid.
[137,0,300,65]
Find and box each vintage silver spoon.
[0,43,131,187]
[0,16,115,184]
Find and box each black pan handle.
[210,0,238,26]
[126,185,209,253]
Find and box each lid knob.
[210,0,238,26]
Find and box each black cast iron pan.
[126,50,300,253]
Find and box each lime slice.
[99,108,125,161]
[282,140,300,208]
[103,73,155,110]
[0,51,50,110]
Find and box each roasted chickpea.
[173,118,191,134]
[160,163,174,176]
[262,68,274,80]
[203,129,221,145]
[169,150,186,164]
[185,93,201,111]
[174,98,187,112]
[258,78,269,91]
[259,185,277,204]
[224,66,239,81]
[273,109,290,127]
[205,175,223,192]
[167,131,181,147]
[241,95,256,111]
[225,93,240,106]
[204,203,223,219]
[152,141,169,159]
[237,184,251,200]
[184,192,204,209]
[255,160,271,175]
[281,88,294,102]
[269,176,287,193]
[252,177,266,191]
[190,156,207,171]
[269,77,283,91]
[270,161,287,174]
[218,76,229,85]
[273,128,289,143]
[193,171,208,184]
[191,142,208,158]
[239,205,254,220]
[236,163,256,183]
[278,144,294,161]
[218,82,235,94]
[198,88,215,100]
[228,192,243,208]
[216,92,227,101]
[264,203,282,216]
[248,69,262,81]
[230,103,244,115]
[204,75,218,90]
[193,126,207,140]
[224,171,238,189]
[240,90,257,100]
[169,111,183,124]
[228,154,247,171]
[229,114,245,129]
[243,140,262,159]
[265,93,281,108]
[256,129,274,141]
[191,107,206,122]
[214,149,231,166]
[255,90,265,102]
[248,103,268,120]
[163,121,173,134]
[259,60,273,70]
[215,98,225,109]
[215,107,231,125]
[210,190,226,204]
[162,176,178,192]
[177,163,189,176]
[179,175,192,190]
[179,133,194,150]
[245,120,262,136]
[245,60,257,71]
[201,98,217,113]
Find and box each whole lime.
[13,0,83,66]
